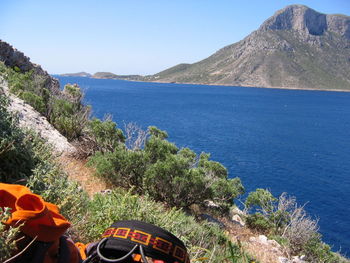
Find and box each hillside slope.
[147,5,350,91]
[0,77,75,154]
[0,40,61,94]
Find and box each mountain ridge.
[146,5,350,91]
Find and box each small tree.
[87,116,125,153]
[245,188,277,214]
[245,189,320,254]
[50,84,91,140]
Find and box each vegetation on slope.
[0,62,91,140]
[1,62,349,262]
[0,90,253,262]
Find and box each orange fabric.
[75,242,88,260]
[0,183,71,242]
[133,254,142,261]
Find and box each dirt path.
[58,155,109,197]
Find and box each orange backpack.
[0,183,81,263]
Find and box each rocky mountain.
[147,5,350,91]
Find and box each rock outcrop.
[147,5,350,91]
[0,77,75,154]
[0,40,61,95]
[261,5,350,40]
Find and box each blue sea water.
[57,76,350,255]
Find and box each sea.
[56,76,350,255]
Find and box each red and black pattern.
[99,220,190,263]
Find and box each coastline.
[139,79,350,92]
[73,76,350,93]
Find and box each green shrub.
[87,117,125,153]
[144,131,178,163]
[246,213,274,233]
[88,151,117,178]
[4,68,90,141]
[303,235,349,263]
[50,96,90,140]
[7,69,34,94]
[18,91,46,114]
[0,207,21,262]
[245,188,277,214]
[243,190,349,262]
[143,154,209,207]
[63,84,83,102]
[0,62,7,74]
[89,126,244,211]
[0,94,36,182]
[88,146,147,190]
[227,241,256,263]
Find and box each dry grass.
[58,155,109,197]
[243,241,285,263]
[222,217,287,263]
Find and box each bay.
[56,76,350,255]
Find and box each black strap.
[84,220,189,263]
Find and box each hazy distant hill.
[60,72,92,77]
[147,5,350,91]
[92,72,143,81]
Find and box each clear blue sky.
[1,0,349,75]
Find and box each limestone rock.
[232,214,245,227]
[258,235,269,245]
[268,239,281,248]
[1,78,75,155]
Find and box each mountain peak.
[260,5,328,35]
[259,5,350,39]
[148,5,350,91]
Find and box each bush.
[243,190,349,261]
[246,213,274,233]
[245,188,277,214]
[0,207,21,262]
[0,94,36,182]
[89,126,245,211]
[143,154,209,207]
[7,69,35,95]
[303,235,349,263]
[87,117,125,153]
[144,128,178,163]
[18,91,46,114]
[88,146,147,190]
[50,95,90,140]
[63,84,83,102]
